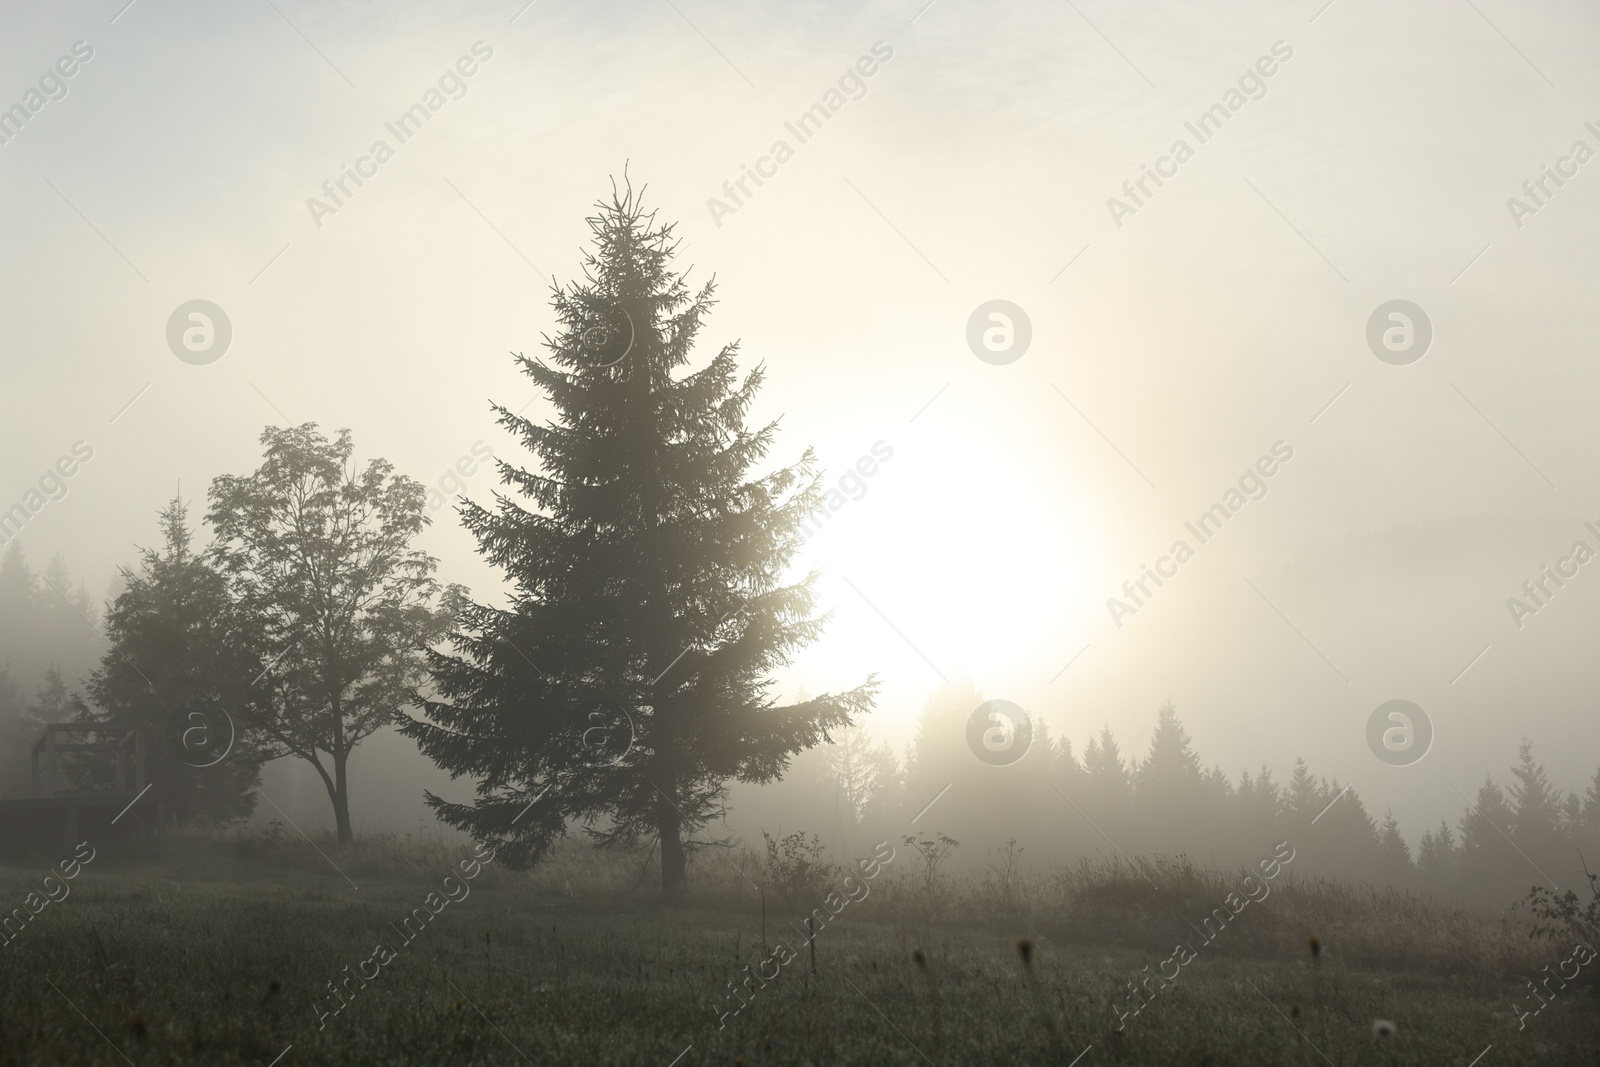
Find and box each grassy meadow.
[0,830,1596,1066]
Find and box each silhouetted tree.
[1319,779,1381,880]
[0,545,102,789]
[1081,724,1133,851]
[1194,765,1236,857]
[902,677,983,823]
[1559,790,1582,865]
[28,668,77,727]
[209,425,457,844]
[0,546,98,678]
[1034,732,1092,860]
[1236,766,1284,849]
[404,183,873,898]
[726,699,1594,905]
[1051,735,1085,787]
[1285,758,1324,827]
[1278,756,1382,881]
[1417,819,1459,897]
[819,721,899,850]
[1458,775,1522,905]
[0,667,82,797]
[0,667,33,797]
[86,499,266,824]
[0,543,30,606]
[1578,768,1600,867]
[1507,740,1566,875]
[1376,808,1413,886]
[1134,702,1205,853]
[1137,703,1202,791]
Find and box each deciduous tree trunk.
[332,750,353,845]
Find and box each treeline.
[0,544,102,797]
[0,421,456,836]
[739,681,1600,910]
[3,531,1594,910]
[1,182,1592,910]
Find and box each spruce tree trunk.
[658,794,686,901]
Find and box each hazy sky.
[4,0,1600,836]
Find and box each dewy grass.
[1109,840,1298,1030]
[311,841,497,1031]
[1,831,1597,1066]
[0,840,95,953]
[712,840,896,1031]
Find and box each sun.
[788,428,1113,737]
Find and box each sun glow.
[787,402,1115,738]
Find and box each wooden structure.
[33,722,148,797]
[0,723,163,855]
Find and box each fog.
[4,0,1599,874]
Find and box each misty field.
[1,832,1595,1067]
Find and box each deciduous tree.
[209,425,456,844]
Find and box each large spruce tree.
[404,182,874,898]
